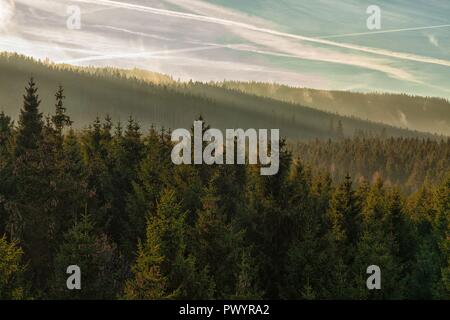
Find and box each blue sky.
[0,0,449,98]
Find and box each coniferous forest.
[0,78,449,300]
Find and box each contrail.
[318,24,450,39]
[91,24,174,41]
[56,44,226,64]
[0,38,104,55]
[85,22,414,81]
[74,0,450,68]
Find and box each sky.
[0,0,449,99]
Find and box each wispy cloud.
[73,0,450,68]
[1,0,449,99]
[70,21,416,82]
[0,0,15,31]
[318,24,450,39]
[56,44,226,64]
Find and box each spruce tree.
[431,173,450,297]
[125,189,213,299]
[51,85,72,135]
[0,236,27,299]
[352,180,404,299]
[194,175,244,298]
[233,249,263,299]
[51,213,124,299]
[15,77,43,156]
[0,112,14,235]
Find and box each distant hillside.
[0,52,433,140]
[218,81,450,136]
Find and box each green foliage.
[0,78,448,300]
[0,236,26,299]
[51,214,125,299]
[15,77,43,156]
[52,85,72,135]
[125,189,215,299]
[0,53,433,141]
[294,137,450,192]
[220,81,450,136]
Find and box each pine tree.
[123,239,168,299]
[125,126,172,243]
[431,173,450,297]
[15,77,43,156]
[8,79,57,294]
[0,111,13,156]
[243,140,292,298]
[351,180,405,299]
[193,175,244,298]
[233,249,263,299]
[327,174,361,249]
[0,236,27,299]
[0,112,14,235]
[282,161,339,299]
[51,85,72,135]
[51,213,124,299]
[125,189,213,299]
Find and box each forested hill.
[0,52,432,140]
[219,81,450,136]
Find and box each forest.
[0,52,437,140]
[219,81,450,136]
[0,78,448,300]
[294,137,450,193]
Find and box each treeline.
[219,81,450,136]
[0,52,432,140]
[293,137,450,192]
[0,79,449,299]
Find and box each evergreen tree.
[243,140,292,298]
[51,213,124,299]
[125,189,214,299]
[0,112,14,235]
[327,174,361,248]
[193,175,244,298]
[0,236,26,299]
[15,77,43,156]
[51,85,72,135]
[431,173,450,297]
[233,249,263,299]
[126,126,172,243]
[0,111,13,156]
[9,78,55,294]
[352,180,404,299]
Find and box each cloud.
[56,44,226,64]
[226,29,417,82]
[134,55,328,88]
[91,25,174,42]
[0,0,15,31]
[1,0,449,99]
[319,24,450,39]
[51,19,415,82]
[72,0,450,68]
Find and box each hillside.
[219,81,450,136]
[0,52,433,140]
